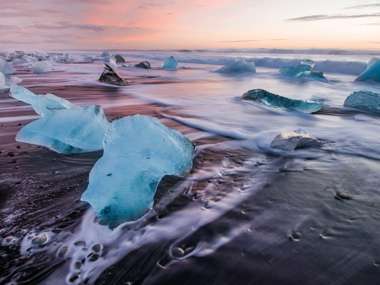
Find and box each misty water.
[1,49,380,284]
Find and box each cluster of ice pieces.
[82,115,194,226]
[11,86,194,226]
[215,59,256,75]
[10,85,109,153]
[162,56,178,71]
[356,58,380,83]
[242,89,323,113]
[271,130,322,151]
[344,90,380,115]
[280,61,327,82]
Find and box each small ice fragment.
[271,130,322,151]
[356,58,380,82]
[98,64,127,86]
[344,90,380,115]
[135,61,151,69]
[0,58,14,75]
[31,61,52,74]
[162,56,178,71]
[81,115,194,226]
[215,59,256,75]
[295,70,327,82]
[10,86,109,153]
[242,89,322,113]
[0,72,7,91]
[280,61,327,81]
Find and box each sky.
[0,0,379,51]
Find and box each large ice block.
[215,59,256,75]
[344,90,380,114]
[162,56,178,71]
[10,86,109,153]
[81,115,194,226]
[356,58,380,82]
[242,89,322,113]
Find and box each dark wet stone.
[7,152,15,157]
[98,64,127,86]
[288,230,302,242]
[335,191,353,201]
[114,54,126,64]
[135,61,151,69]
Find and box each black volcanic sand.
[1,66,380,285]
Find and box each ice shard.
[31,61,52,74]
[10,85,109,154]
[162,56,178,71]
[215,59,256,75]
[271,130,322,151]
[0,72,7,91]
[356,58,380,83]
[0,58,14,75]
[135,61,151,69]
[280,61,327,81]
[344,90,380,115]
[98,64,127,86]
[242,89,322,113]
[81,115,194,226]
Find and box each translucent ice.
[280,61,327,81]
[242,89,322,113]
[10,85,109,153]
[0,72,7,91]
[271,130,322,151]
[31,61,52,74]
[162,56,178,71]
[356,58,380,82]
[81,115,194,226]
[215,59,256,75]
[344,90,380,115]
[0,58,14,75]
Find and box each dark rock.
[98,64,127,86]
[335,191,353,201]
[113,54,126,64]
[135,61,151,69]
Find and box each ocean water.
[1,49,380,284]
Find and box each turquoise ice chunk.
[10,85,109,153]
[344,90,380,114]
[356,58,380,83]
[242,89,322,114]
[162,56,178,71]
[215,59,256,75]
[81,115,194,226]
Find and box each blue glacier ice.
[356,58,380,82]
[242,89,322,113]
[0,58,14,75]
[10,85,109,153]
[215,59,256,75]
[280,61,327,81]
[162,56,178,71]
[344,90,380,115]
[81,115,194,226]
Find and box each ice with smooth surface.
[32,61,52,74]
[242,89,323,113]
[81,115,194,226]
[10,85,109,153]
[215,59,256,75]
[280,61,327,81]
[162,56,178,71]
[356,58,380,82]
[344,90,380,114]
[271,130,322,151]
[0,58,14,75]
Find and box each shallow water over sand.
[1,50,380,284]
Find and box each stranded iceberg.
[81,115,194,226]
[356,58,380,83]
[344,90,380,115]
[242,89,322,113]
[280,61,327,82]
[162,56,178,71]
[215,59,256,75]
[10,85,109,153]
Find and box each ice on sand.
[0,58,14,75]
[271,130,322,151]
[31,61,52,74]
[162,56,178,71]
[344,90,380,115]
[356,58,380,83]
[242,89,322,113]
[10,85,109,153]
[81,115,194,226]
